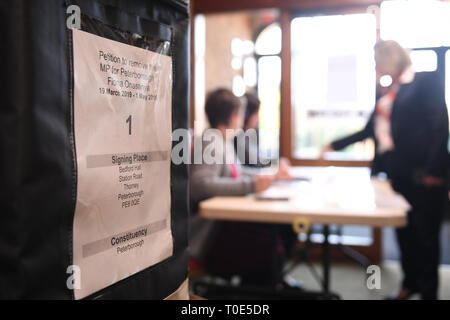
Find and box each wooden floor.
[289,261,450,300]
[288,220,450,299]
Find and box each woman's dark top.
[331,72,449,181]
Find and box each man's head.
[374,40,411,96]
[205,88,244,131]
[243,92,260,130]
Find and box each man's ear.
[228,112,238,124]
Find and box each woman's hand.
[319,144,333,160]
[276,157,292,181]
[254,175,275,193]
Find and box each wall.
[193,12,253,133]
[204,13,252,95]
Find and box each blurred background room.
[189,0,450,300]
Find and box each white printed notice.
[72,29,173,299]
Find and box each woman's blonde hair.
[374,40,411,79]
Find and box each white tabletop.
[199,166,410,227]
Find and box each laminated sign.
[72,29,173,299]
[0,0,189,300]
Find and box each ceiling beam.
[192,0,383,15]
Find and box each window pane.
[194,14,206,134]
[291,14,376,160]
[258,56,281,158]
[255,23,281,55]
[410,50,437,73]
[380,0,450,48]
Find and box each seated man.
[234,92,291,179]
[189,88,296,285]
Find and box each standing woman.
[322,40,449,300]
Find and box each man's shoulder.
[191,133,227,165]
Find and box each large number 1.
[126,115,132,135]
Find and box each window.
[255,23,282,159]
[291,14,376,160]
[255,23,281,55]
[231,38,255,97]
[380,0,450,49]
[410,50,437,73]
[194,14,206,134]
